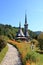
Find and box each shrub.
[31,39,38,46]
[25,51,39,63]
[0,36,7,52]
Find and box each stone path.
[0,44,22,65]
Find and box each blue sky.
[0,0,43,31]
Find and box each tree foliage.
[0,24,37,39]
[38,33,43,50]
[38,39,43,50]
[0,24,18,39]
[38,33,43,40]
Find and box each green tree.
[38,33,43,50]
[38,39,43,50]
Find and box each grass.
[8,40,43,65]
[0,45,8,63]
[36,54,43,65]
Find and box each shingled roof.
[16,22,25,37]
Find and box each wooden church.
[16,14,30,41]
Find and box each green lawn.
[39,54,43,65]
[36,54,43,65]
[0,45,8,63]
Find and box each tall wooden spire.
[24,13,29,38]
[25,13,27,24]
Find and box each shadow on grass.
[36,50,43,54]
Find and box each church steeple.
[25,13,27,24]
[19,22,21,29]
[16,13,30,41]
[24,13,29,38]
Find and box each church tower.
[24,13,29,38]
[16,22,24,37]
[16,13,30,41]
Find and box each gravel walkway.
[0,44,22,65]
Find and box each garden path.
[0,44,22,65]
